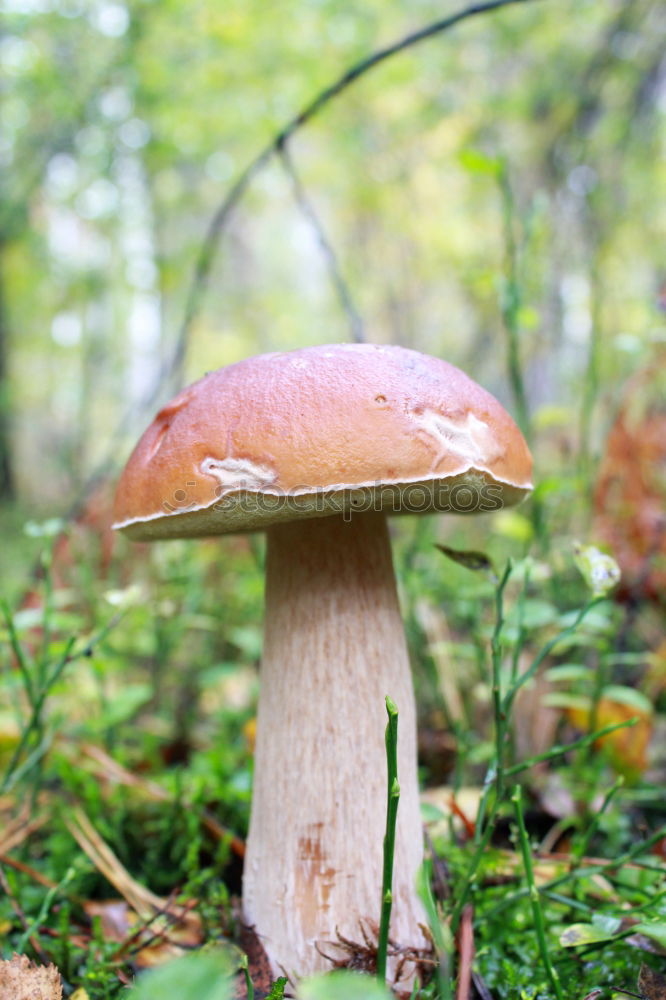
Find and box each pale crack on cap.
[200,456,277,495]
[412,408,504,472]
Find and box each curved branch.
[169,0,543,386]
[279,145,366,345]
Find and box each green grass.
[0,505,664,999]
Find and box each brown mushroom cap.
[113,343,533,540]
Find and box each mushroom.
[113,343,532,990]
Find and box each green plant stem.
[572,776,624,864]
[503,718,637,778]
[417,862,453,1000]
[512,785,564,1000]
[2,733,53,794]
[459,576,611,944]
[16,865,77,954]
[0,611,122,794]
[490,562,512,809]
[451,817,498,934]
[240,954,254,1000]
[0,636,75,794]
[472,768,496,848]
[587,644,610,751]
[542,891,593,914]
[38,543,56,686]
[459,564,512,932]
[377,695,400,984]
[510,569,529,688]
[502,597,603,716]
[474,563,512,845]
[485,821,666,922]
[498,162,530,441]
[1,598,35,705]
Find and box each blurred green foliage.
[2,0,664,516]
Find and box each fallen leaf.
[625,933,666,957]
[435,544,497,581]
[560,923,620,948]
[634,925,666,953]
[84,899,132,941]
[565,695,651,778]
[638,963,666,1000]
[420,786,483,839]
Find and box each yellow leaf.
[566,697,651,778]
[244,716,257,754]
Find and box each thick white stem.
[243,513,428,989]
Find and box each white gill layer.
[113,469,531,531]
[412,408,504,471]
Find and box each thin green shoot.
[0,634,76,795]
[16,864,78,954]
[572,775,624,864]
[473,562,512,844]
[497,160,530,441]
[31,539,57,699]
[417,861,452,1000]
[503,718,637,778]
[512,785,564,1000]
[450,819,498,934]
[490,561,512,809]
[377,695,400,984]
[0,610,122,794]
[2,732,53,794]
[502,597,604,716]
[240,954,254,1000]
[1,597,35,705]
